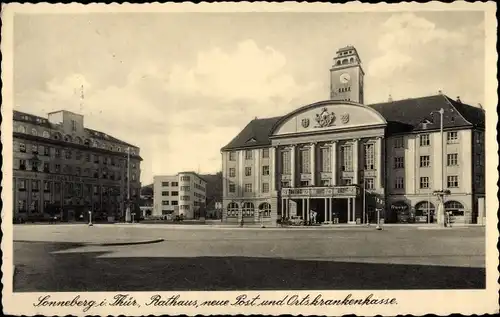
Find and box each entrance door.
[331,199,348,223]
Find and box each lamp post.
[375,208,382,230]
[125,147,131,223]
[88,210,93,226]
[430,108,447,227]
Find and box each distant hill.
[141,172,222,210]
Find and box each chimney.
[388,94,393,102]
[438,90,443,95]
[456,96,462,103]
[478,103,484,110]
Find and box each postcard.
[1,2,498,316]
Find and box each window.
[31,159,39,172]
[364,143,375,170]
[262,165,270,176]
[18,126,26,133]
[32,180,40,191]
[259,203,271,218]
[447,175,459,188]
[342,178,352,185]
[65,150,72,159]
[394,137,404,148]
[447,153,458,166]
[244,183,253,193]
[281,181,290,188]
[43,163,50,173]
[180,186,190,192]
[419,134,430,146]
[55,149,61,158]
[162,201,169,205]
[321,147,331,172]
[394,177,404,189]
[44,146,50,156]
[171,182,178,187]
[242,202,254,216]
[162,182,169,187]
[321,179,330,187]
[32,145,38,154]
[132,174,136,181]
[227,202,239,217]
[42,131,50,138]
[447,131,458,144]
[180,176,191,181]
[262,183,269,193]
[180,205,190,211]
[300,149,310,173]
[364,178,374,190]
[71,120,77,131]
[420,155,431,168]
[171,201,178,206]
[18,179,26,190]
[245,150,253,160]
[229,182,236,193]
[94,155,100,163]
[300,180,310,187]
[181,196,190,201]
[341,145,353,171]
[162,191,169,196]
[31,128,38,136]
[420,177,430,189]
[171,191,179,196]
[262,148,269,158]
[394,156,404,169]
[445,201,465,217]
[19,143,26,153]
[229,168,236,177]
[55,164,61,173]
[281,150,291,174]
[19,159,26,170]
[229,152,236,161]
[245,167,252,176]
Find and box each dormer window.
[18,126,26,133]
[42,131,50,138]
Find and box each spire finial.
[388,94,393,102]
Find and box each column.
[353,197,357,223]
[254,148,260,194]
[305,198,309,223]
[281,198,285,217]
[376,137,382,189]
[331,141,337,186]
[347,198,351,222]
[302,198,305,219]
[238,150,244,196]
[353,139,359,184]
[310,143,316,186]
[270,146,277,191]
[290,146,296,188]
[329,197,333,222]
[324,198,327,223]
[222,153,228,197]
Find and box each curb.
[14,238,165,246]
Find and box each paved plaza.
[13,224,485,292]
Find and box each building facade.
[13,110,142,222]
[220,46,486,225]
[153,172,207,219]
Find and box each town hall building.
[220,46,485,226]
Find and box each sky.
[13,11,485,184]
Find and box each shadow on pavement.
[14,242,485,292]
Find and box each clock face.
[340,73,351,84]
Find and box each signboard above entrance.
[282,185,359,198]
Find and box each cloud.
[368,13,464,78]
[15,40,320,183]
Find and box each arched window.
[349,57,354,63]
[342,59,348,65]
[18,125,26,133]
[53,132,62,140]
[414,201,435,216]
[92,140,99,147]
[117,147,122,152]
[259,203,271,218]
[336,60,341,65]
[445,201,465,216]
[84,139,90,146]
[64,135,72,143]
[31,128,38,136]
[242,202,254,217]
[42,131,50,138]
[74,137,82,144]
[227,202,239,217]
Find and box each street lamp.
[375,208,382,230]
[430,107,450,227]
[88,210,93,226]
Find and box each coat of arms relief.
[315,107,336,128]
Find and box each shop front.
[390,201,411,223]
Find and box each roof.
[221,94,485,151]
[13,110,138,148]
[220,116,282,151]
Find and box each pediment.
[246,137,257,144]
[271,101,387,136]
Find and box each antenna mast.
[80,85,85,113]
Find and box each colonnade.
[280,196,358,223]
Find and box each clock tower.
[329,46,365,104]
